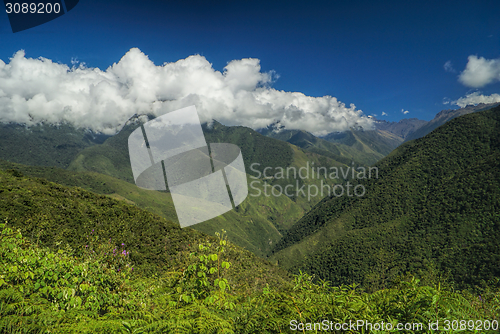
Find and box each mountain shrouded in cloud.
[452,91,500,108]
[0,48,373,136]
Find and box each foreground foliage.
[1,224,498,333]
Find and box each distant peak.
[122,113,153,127]
[261,120,285,134]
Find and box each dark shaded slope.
[202,121,294,178]
[0,122,108,168]
[271,106,500,290]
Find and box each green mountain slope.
[0,114,357,258]
[68,117,295,183]
[67,115,152,183]
[0,122,108,169]
[0,168,291,291]
[271,106,500,290]
[65,116,352,255]
[0,159,306,257]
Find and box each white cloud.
[458,55,500,88]
[444,60,456,73]
[381,112,388,116]
[0,48,373,136]
[451,91,500,107]
[401,109,409,115]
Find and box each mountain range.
[0,116,351,257]
[1,102,499,291]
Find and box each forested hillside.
[0,168,291,288]
[68,116,296,183]
[60,116,352,255]
[271,106,500,291]
[0,169,498,332]
[0,122,108,169]
[0,136,345,258]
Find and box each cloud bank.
[452,91,500,107]
[458,55,500,88]
[0,48,373,136]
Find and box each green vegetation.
[0,168,291,290]
[1,223,498,333]
[271,107,500,292]
[1,109,499,332]
[59,117,350,255]
[0,160,304,257]
[0,122,107,169]
[66,116,143,183]
[68,118,296,183]
[202,121,294,179]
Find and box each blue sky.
[1,0,500,132]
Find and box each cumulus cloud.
[458,55,500,88]
[444,60,456,73]
[381,112,388,116]
[401,109,409,115]
[451,91,500,107]
[0,48,373,136]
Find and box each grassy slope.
[0,122,108,169]
[64,118,353,256]
[1,139,346,257]
[270,107,500,290]
[0,160,300,257]
[0,168,292,292]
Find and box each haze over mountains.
[374,118,427,140]
[257,102,500,168]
